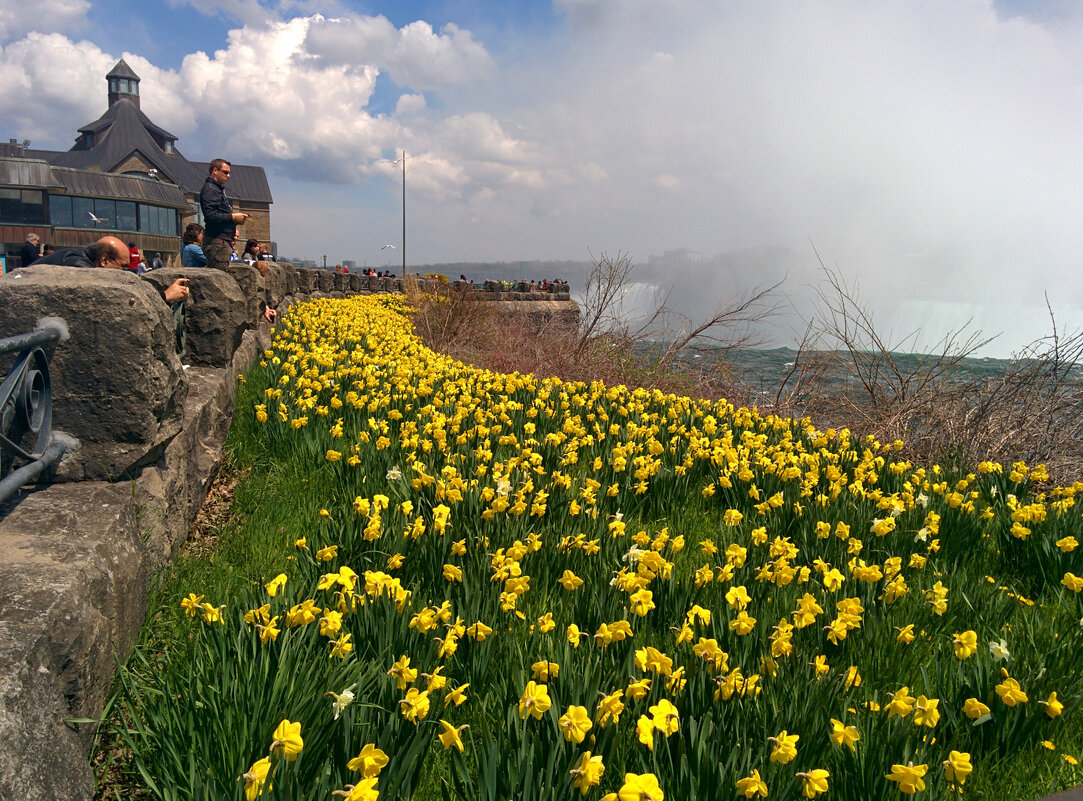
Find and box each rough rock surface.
[0,481,147,801]
[0,266,187,481]
[297,268,319,293]
[135,324,270,564]
[142,267,247,367]
[493,298,581,336]
[263,262,288,309]
[218,262,265,323]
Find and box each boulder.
[316,270,334,293]
[275,260,298,295]
[0,266,187,481]
[298,268,319,293]
[218,262,265,322]
[347,273,363,293]
[0,480,148,801]
[264,262,288,308]
[142,268,247,367]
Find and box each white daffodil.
[329,686,356,719]
[988,638,1010,662]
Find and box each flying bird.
[88,211,110,224]
[381,244,397,250]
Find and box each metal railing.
[0,321,74,506]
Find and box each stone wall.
[0,263,579,801]
[0,264,285,801]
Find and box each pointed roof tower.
[107,59,141,110]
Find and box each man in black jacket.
[198,158,248,272]
[19,233,40,266]
[33,236,189,303]
[199,158,275,324]
[34,236,191,356]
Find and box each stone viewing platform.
[0,263,579,801]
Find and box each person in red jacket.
[128,242,142,273]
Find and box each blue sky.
[3,0,1083,354]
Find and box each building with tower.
[0,59,273,268]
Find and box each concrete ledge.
[0,320,271,801]
[0,481,145,801]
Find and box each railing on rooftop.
[0,321,74,507]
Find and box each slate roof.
[43,98,272,204]
[0,156,64,189]
[49,167,190,208]
[106,59,140,81]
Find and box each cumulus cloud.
[304,15,495,90]
[0,32,114,144]
[0,0,88,40]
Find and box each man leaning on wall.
[33,236,190,356]
[199,157,275,323]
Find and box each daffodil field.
[115,295,1083,801]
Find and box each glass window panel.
[137,204,149,233]
[118,79,128,93]
[0,189,19,222]
[51,195,72,227]
[93,198,115,229]
[72,197,94,228]
[115,201,136,232]
[20,190,43,224]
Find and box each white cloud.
[304,15,494,91]
[0,0,88,41]
[0,32,113,144]
[395,93,426,116]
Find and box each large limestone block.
[135,326,269,563]
[143,267,247,367]
[0,266,187,481]
[316,269,334,292]
[298,268,319,293]
[264,262,288,308]
[0,480,148,801]
[493,298,581,336]
[347,272,363,293]
[218,262,265,322]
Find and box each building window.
[0,188,45,224]
[137,203,178,236]
[118,78,128,93]
[51,195,73,227]
[93,198,116,228]
[116,201,137,232]
[109,79,118,93]
[164,141,174,154]
[72,196,94,227]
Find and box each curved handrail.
[0,321,76,506]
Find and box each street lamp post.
[395,150,407,278]
[378,151,410,278]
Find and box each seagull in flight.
[88,211,110,224]
[381,244,397,250]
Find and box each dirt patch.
[183,463,249,558]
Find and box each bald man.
[34,236,189,303]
